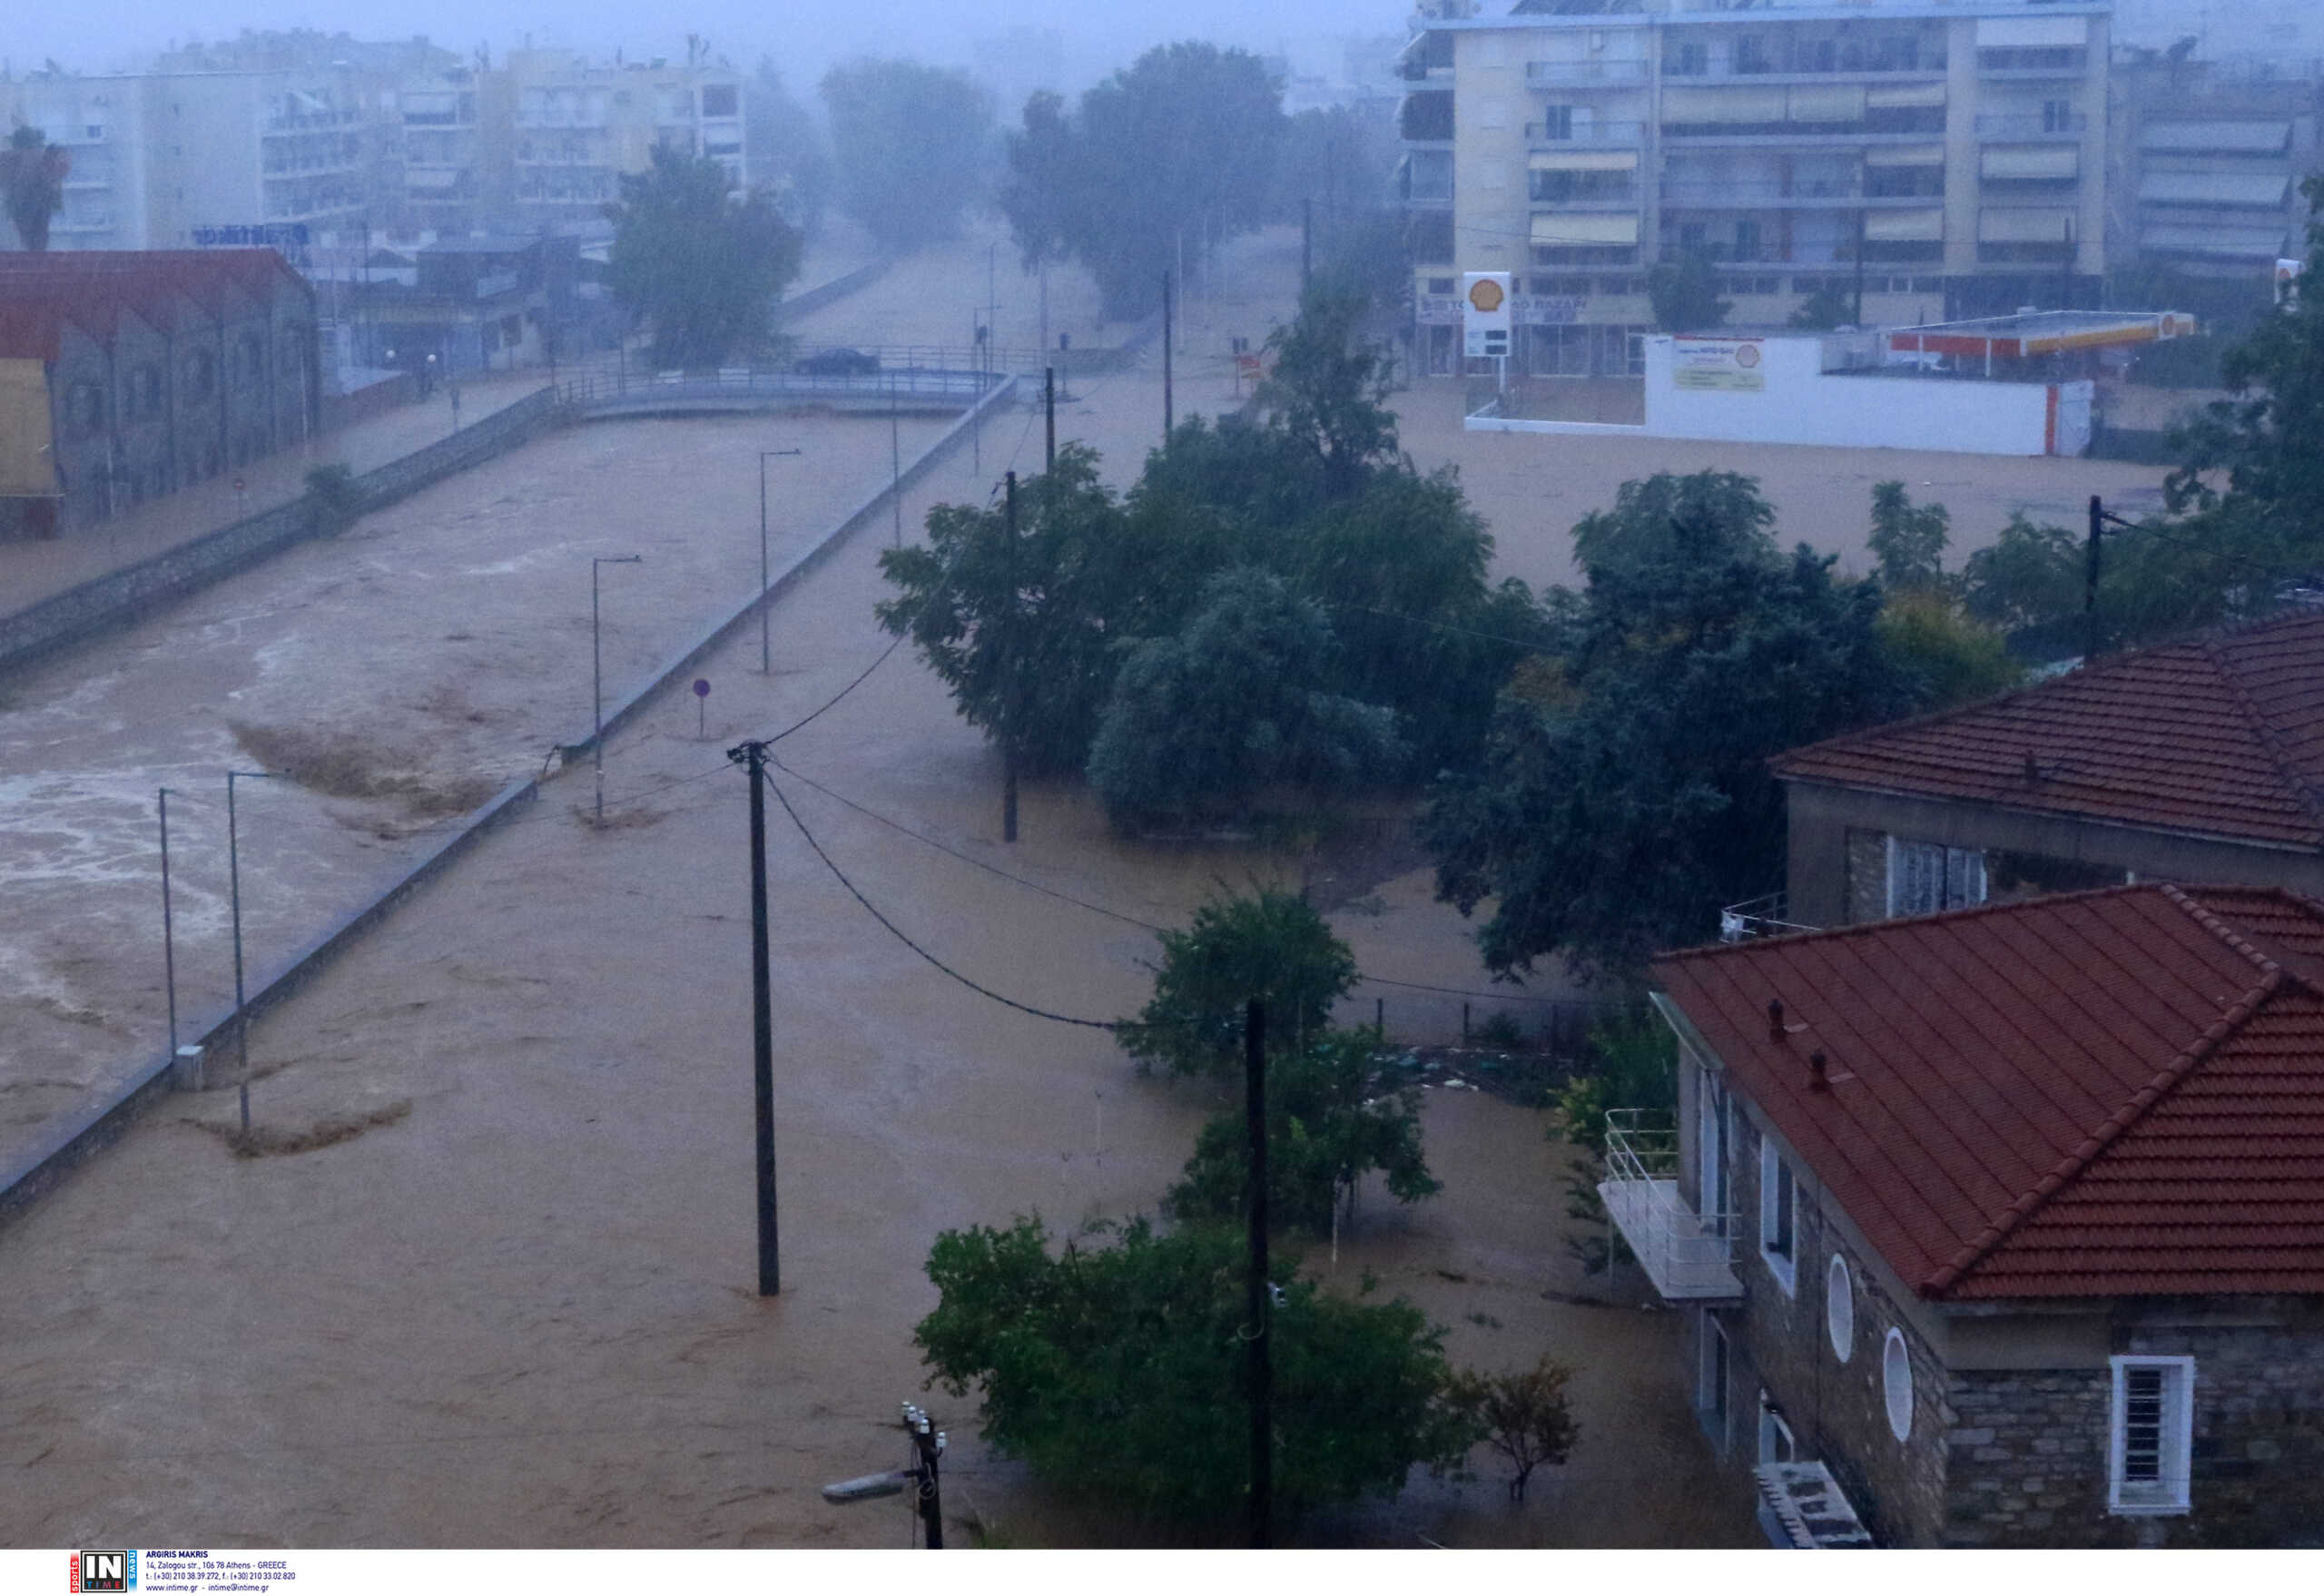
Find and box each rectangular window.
[1698,1065,1729,1234]
[1760,1136,1797,1296]
[1886,837,1987,919]
[1758,1392,1796,1463]
[2109,1356,2194,1514]
[1540,104,1573,141]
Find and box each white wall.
[1644,336,2063,457]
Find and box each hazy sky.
[10,0,1412,89]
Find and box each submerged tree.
[821,58,993,251]
[603,143,800,369]
[2,125,71,252]
[1117,888,1358,1079]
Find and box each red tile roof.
[0,250,310,360]
[1771,608,2324,850]
[1652,883,2324,1300]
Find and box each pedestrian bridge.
[561,366,1003,420]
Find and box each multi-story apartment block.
[2110,54,2322,284]
[396,68,516,239]
[506,49,744,238]
[1400,1,2112,378]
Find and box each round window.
[1827,1254,1855,1362]
[1883,1327,1914,1441]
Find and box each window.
[1886,837,1987,919]
[2109,1356,2194,1514]
[1759,1138,1797,1295]
[1698,1064,1730,1234]
[1827,1254,1855,1361]
[1670,41,1709,76]
[1540,104,1573,141]
[701,84,738,118]
[2042,99,2074,133]
[1425,277,1457,295]
[1758,1392,1796,1463]
[1883,1328,1915,1441]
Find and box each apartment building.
[1400,1,2112,378]
[2111,54,2322,282]
[506,49,745,238]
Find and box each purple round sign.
[693,679,711,698]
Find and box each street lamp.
[757,448,803,675]
[822,1402,948,1548]
[592,555,644,824]
[226,769,277,1135]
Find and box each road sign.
[1462,273,1512,360]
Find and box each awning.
[0,359,62,499]
[2137,172,2294,207]
[1982,145,2079,181]
[1975,15,2087,47]
[1787,84,1866,123]
[1980,207,2075,243]
[1865,208,1945,242]
[1531,212,1640,245]
[1661,85,1787,123]
[2140,121,2292,154]
[1531,149,1638,172]
[406,168,466,192]
[1866,83,1946,110]
[2141,222,2292,260]
[1864,144,1945,168]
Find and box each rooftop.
[1886,310,2198,360]
[1771,606,2324,851]
[1654,882,2324,1301]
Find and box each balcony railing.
[1600,1110,1741,1300]
[1529,120,1647,147]
[1974,112,2087,137]
[1662,182,1867,204]
[1526,59,1650,84]
[1720,893,1818,942]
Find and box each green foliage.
[1552,1015,1676,1276]
[1087,568,1406,831]
[603,143,801,369]
[1443,1356,1581,1502]
[1118,888,1359,1079]
[1472,1010,1527,1050]
[1256,285,1402,503]
[1787,281,1856,332]
[303,464,365,534]
[1000,42,1285,318]
[914,1216,1484,1526]
[1957,512,2085,655]
[820,58,993,251]
[1877,588,2022,710]
[2,124,70,252]
[745,62,834,234]
[1866,480,1949,590]
[1167,1030,1441,1233]
[1646,249,1730,334]
[1424,472,1917,978]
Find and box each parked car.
[795,347,880,376]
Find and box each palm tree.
[3,125,73,252]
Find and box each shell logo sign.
[1462,272,1512,359]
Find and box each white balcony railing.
[1722,892,1818,942]
[1600,1110,1741,1300]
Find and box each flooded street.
[0,220,2181,1549]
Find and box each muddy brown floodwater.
[1,222,2166,1549]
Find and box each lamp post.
[226,769,276,1136]
[592,554,644,823]
[757,448,803,675]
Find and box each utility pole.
[1003,470,1019,845]
[1162,270,1174,444]
[890,377,903,547]
[158,787,179,1059]
[1044,367,1056,472]
[592,554,644,824]
[1246,998,1272,1550]
[905,1402,946,1548]
[226,769,275,1136]
[758,449,803,675]
[1302,197,1313,292]
[1854,209,1867,329]
[727,739,781,1296]
[2084,495,2138,662]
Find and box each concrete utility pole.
[821,1403,947,1548]
[727,739,781,1296]
[1245,998,1272,1549]
[890,378,903,547]
[226,769,276,1135]
[158,787,180,1059]
[1003,471,1019,845]
[758,449,803,674]
[591,554,644,823]
[1044,367,1057,472]
[1162,271,1175,444]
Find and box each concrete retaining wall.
[773,258,894,326]
[0,386,566,682]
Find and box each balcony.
[1755,1463,1875,1549]
[1974,113,2086,139]
[1600,1110,1741,1300]
[1527,59,1650,85]
[1529,120,1646,148]
[1720,893,1818,943]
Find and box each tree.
[1423,473,1917,977]
[2,125,71,252]
[745,62,834,234]
[1444,1356,1581,1502]
[1646,248,1729,333]
[1117,888,1358,1079]
[1255,285,1402,503]
[1086,568,1405,831]
[914,1216,1484,1526]
[820,58,992,251]
[1877,588,2023,711]
[1551,1014,1677,1274]
[1787,280,1855,332]
[603,143,800,369]
[1956,511,2086,656]
[1001,43,1285,318]
[1167,1031,1440,1233]
[1866,480,1949,590]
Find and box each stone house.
[1767,609,2324,933]
[0,250,318,534]
[1616,882,2324,1547]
